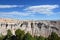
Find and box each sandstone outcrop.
[0,18,60,37]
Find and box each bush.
[15,29,25,40]
[48,32,59,40]
[1,29,60,40]
[3,29,12,40]
[23,32,35,40]
[0,34,4,40]
[34,36,45,40]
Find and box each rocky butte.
[0,18,60,37]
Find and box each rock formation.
[0,18,60,37]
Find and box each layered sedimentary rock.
[0,18,60,37]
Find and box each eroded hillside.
[0,18,60,37]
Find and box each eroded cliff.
[0,18,60,37]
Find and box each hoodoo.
[0,18,60,37]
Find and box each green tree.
[7,29,12,37]
[15,29,25,40]
[39,36,45,40]
[23,32,35,40]
[34,36,39,40]
[45,38,48,40]
[34,36,45,40]
[3,29,12,40]
[0,36,4,40]
[48,32,59,40]
[58,37,60,40]
[0,34,4,40]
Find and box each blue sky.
[0,0,60,20]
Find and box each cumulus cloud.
[0,5,23,8]
[24,5,59,15]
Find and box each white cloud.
[24,5,59,15]
[0,11,32,16]
[0,5,23,8]
[0,5,59,17]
